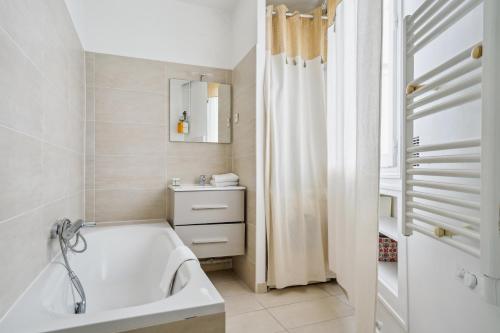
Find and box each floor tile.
[289,315,356,333]
[224,294,264,317]
[256,285,329,308]
[212,279,252,297]
[226,310,285,333]
[318,281,345,296]
[268,296,355,329]
[336,293,350,305]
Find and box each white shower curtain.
[265,5,329,288]
[327,0,382,332]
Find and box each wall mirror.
[169,79,232,143]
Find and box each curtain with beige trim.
[265,5,329,289]
[267,5,328,63]
[327,0,344,26]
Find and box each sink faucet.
[199,175,207,185]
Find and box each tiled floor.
[207,270,355,333]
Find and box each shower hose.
[57,218,87,314]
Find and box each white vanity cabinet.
[167,185,246,259]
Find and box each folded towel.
[210,180,239,187]
[212,173,239,183]
[159,246,198,296]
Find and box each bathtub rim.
[0,222,225,333]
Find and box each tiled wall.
[0,0,85,317]
[85,53,232,223]
[231,48,257,291]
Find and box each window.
[380,0,398,171]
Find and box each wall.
[401,1,500,332]
[231,0,258,68]
[65,0,259,70]
[65,0,233,69]
[85,52,232,223]
[231,47,258,291]
[0,0,85,318]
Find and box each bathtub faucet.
[51,218,95,314]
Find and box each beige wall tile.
[95,87,166,124]
[233,254,257,291]
[166,141,232,158]
[246,189,256,225]
[0,28,44,138]
[0,0,84,318]
[95,122,166,155]
[85,189,95,222]
[232,48,256,98]
[166,154,232,184]
[0,210,45,317]
[86,87,95,121]
[232,156,256,191]
[166,62,231,84]
[246,222,257,263]
[85,156,95,190]
[42,144,71,203]
[95,155,166,190]
[0,0,47,71]
[0,127,42,221]
[86,121,95,156]
[87,52,237,225]
[95,189,165,222]
[68,56,85,120]
[95,53,167,93]
[85,52,95,88]
[42,82,83,152]
[231,46,257,291]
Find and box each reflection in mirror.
[169,79,231,143]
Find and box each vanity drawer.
[170,190,244,225]
[175,223,245,259]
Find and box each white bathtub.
[0,223,224,333]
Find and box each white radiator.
[401,0,500,305]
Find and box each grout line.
[93,84,167,96]
[0,123,84,156]
[93,187,167,192]
[265,307,289,332]
[92,62,96,222]
[286,313,356,332]
[83,51,88,223]
[0,190,84,226]
[263,294,332,310]
[90,120,168,126]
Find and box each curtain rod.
[271,11,328,20]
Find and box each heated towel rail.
[401,0,499,304]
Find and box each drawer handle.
[192,238,229,245]
[191,204,228,210]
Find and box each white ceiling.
[178,0,238,11]
[267,0,324,13]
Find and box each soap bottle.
[177,117,183,134]
[182,111,189,134]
